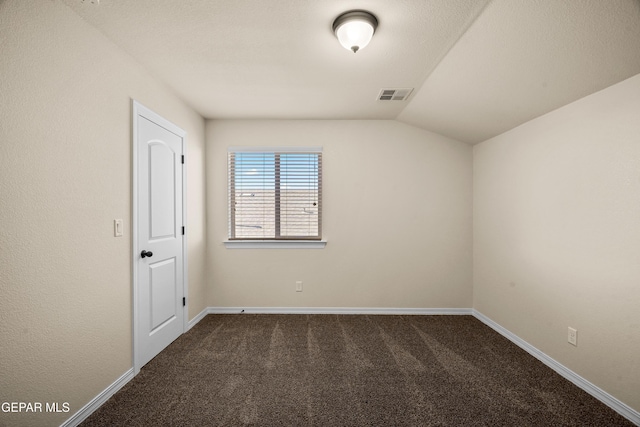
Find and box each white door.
[134,102,185,369]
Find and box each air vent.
[377,88,413,101]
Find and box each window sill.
[224,240,327,249]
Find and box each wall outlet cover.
[568,327,577,346]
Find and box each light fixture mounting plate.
[332,10,378,34]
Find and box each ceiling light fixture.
[332,10,378,53]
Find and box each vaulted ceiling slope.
[63,0,640,144]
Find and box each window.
[228,147,322,240]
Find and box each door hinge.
[182,226,185,235]
[183,297,186,307]
[181,155,184,164]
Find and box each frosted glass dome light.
[332,11,378,53]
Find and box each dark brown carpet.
[81,314,633,426]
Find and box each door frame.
[131,100,188,374]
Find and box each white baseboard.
[206,306,473,315]
[186,307,210,331]
[61,368,134,427]
[472,310,640,426]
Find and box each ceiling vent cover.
[378,88,413,101]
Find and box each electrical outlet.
[568,327,577,346]
[295,281,303,292]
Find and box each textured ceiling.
[398,0,640,143]
[63,0,640,144]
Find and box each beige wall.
[206,120,473,309]
[473,73,640,412]
[0,1,206,426]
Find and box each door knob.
[141,250,153,258]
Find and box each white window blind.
[228,148,322,240]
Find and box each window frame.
[226,146,323,246]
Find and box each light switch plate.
[114,219,123,237]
